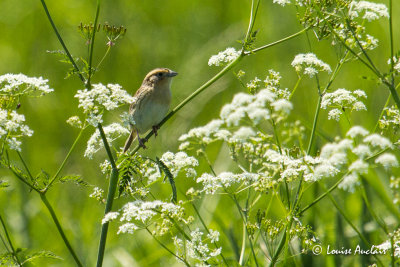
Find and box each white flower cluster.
[174,228,222,262]
[66,116,83,129]
[220,89,290,126]
[349,1,389,21]
[196,172,260,194]
[306,126,397,193]
[104,200,186,235]
[273,0,291,6]
[333,23,379,51]
[208,47,241,67]
[321,88,367,121]
[291,53,332,78]
[89,187,104,201]
[74,83,135,126]
[160,151,199,178]
[0,73,54,96]
[179,88,292,150]
[0,110,34,151]
[376,228,400,258]
[264,149,322,184]
[85,123,129,158]
[0,73,54,151]
[379,106,400,131]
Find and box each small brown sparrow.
[123,68,178,152]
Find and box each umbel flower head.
[74,83,135,126]
[0,73,53,151]
[208,47,241,67]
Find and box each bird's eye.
[157,72,163,77]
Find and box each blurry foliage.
[0,0,399,266]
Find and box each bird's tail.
[123,130,136,153]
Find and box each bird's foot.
[138,136,147,149]
[152,125,160,137]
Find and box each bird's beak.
[167,71,178,77]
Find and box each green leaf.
[59,175,89,187]
[22,250,62,264]
[155,157,177,204]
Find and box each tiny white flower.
[339,172,360,193]
[231,127,256,142]
[363,134,393,149]
[66,116,83,128]
[271,99,293,114]
[328,109,342,121]
[291,53,331,77]
[349,159,369,174]
[85,123,129,159]
[102,212,120,224]
[346,126,369,138]
[117,223,138,234]
[349,1,389,21]
[208,47,241,66]
[375,153,398,169]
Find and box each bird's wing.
[130,85,153,113]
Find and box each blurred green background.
[0,0,399,266]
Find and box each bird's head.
[142,68,178,89]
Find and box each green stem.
[268,220,290,267]
[289,76,302,100]
[359,178,388,234]
[388,0,395,86]
[373,94,391,133]
[326,190,384,266]
[306,94,322,155]
[246,27,309,55]
[299,176,345,215]
[96,123,118,267]
[96,46,111,70]
[324,13,400,111]
[45,127,85,191]
[16,151,34,182]
[8,164,40,193]
[40,194,83,267]
[87,0,101,88]
[145,228,190,267]
[191,202,229,266]
[239,221,246,266]
[39,0,85,83]
[232,195,259,267]
[0,215,22,266]
[243,0,260,46]
[345,19,380,77]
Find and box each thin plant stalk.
[87,0,101,88]
[231,194,259,267]
[388,0,395,86]
[39,0,85,83]
[0,215,22,266]
[40,194,83,267]
[45,127,86,191]
[145,228,190,267]
[96,123,119,267]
